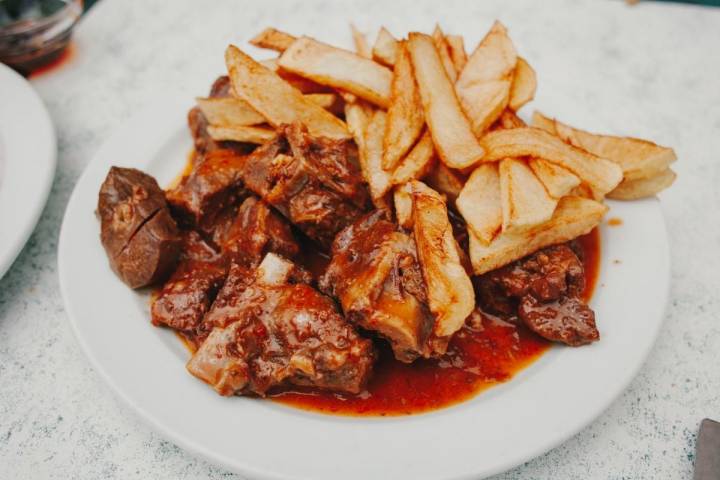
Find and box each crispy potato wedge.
[249,28,296,52]
[361,109,392,204]
[456,21,517,136]
[207,125,276,144]
[532,111,677,181]
[608,168,676,200]
[508,57,536,111]
[225,45,350,139]
[423,162,465,203]
[382,41,425,171]
[196,97,266,126]
[391,130,436,185]
[393,183,414,229]
[407,32,485,169]
[446,34,467,72]
[350,24,372,58]
[494,109,527,129]
[197,93,340,127]
[529,158,580,198]
[432,25,458,82]
[469,196,607,275]
[411,180,474,340]
[480,127,623,198]
[279,37,393,108]
[499,158,557,232]
[456,163,502,245]
[372,27,400,67]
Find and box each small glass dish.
[0,0,83,75]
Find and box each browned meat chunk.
[220,196,299,265]
[474,243,599,346]
[166,149,248,231]
[320,210,434,363]
[187,254,375,396]
[97,167,181,288]
[238,123,370,249]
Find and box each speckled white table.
[1,0,719,478]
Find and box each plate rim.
[58,98,671,480]
[0,63,57,279]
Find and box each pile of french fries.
[197,21,677,278]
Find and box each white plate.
[58,99,670,480]
[0,63,56,279]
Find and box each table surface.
[1,0,719,478]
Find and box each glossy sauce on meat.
[270,228,600,416]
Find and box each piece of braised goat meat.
[474,243,599,346]
[166,149,247,231]
[320,210,434,363]
[151,232,226,335]
[188,253,375,396]
[220,196,299,265]
[238,123,370,249]
[97,167,181,288]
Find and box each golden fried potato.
[456,163,502,245]
[197,94,339,127]
[608,168,677,200]
[480,127,623,198]
[411,180,474,339]
[372,27,399,67]
[407,32,485,169]
[528,158,581,198]
[499,158,557,232]
[350,24,372,58]
[456,21,517,135]
[206,125,276,144]
[391,130,436,185]
[249,28,296,52]
[469,196,607,275]
[225,45,350,139]
[432,25,458,82]
[494,109,527,129]
[508,57,536,111]
[445,34,467,72]
[279,37,393,108]
[423,162,465,203]
[393,183,414,229]
[362,109,393,204]
[383,41,425,171]
[532,111,677,181]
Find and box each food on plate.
[278,37,393,108]
[95,20,677,415]
[408,32,485,169]
[98,167,181,288]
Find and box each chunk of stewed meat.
[97,167,181,288]
[320,210,434,362]
[237,123,370,249]
[519,295,598,346]
[187,254,375,396]
[166,149,248,231]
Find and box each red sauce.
[271,228,601,416]
[26,42,75,78]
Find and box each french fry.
[445,34,467,72]
[393,183,414,229]
[411,180,474,339]
[279,37,393,108]
[508,57,536,111]
[372,27,399,67]
[456,21,517,136]
[532,111,677,181]
[225,45,350,139]
[494,109,527,129]
[197,93,340,127]
[529,158,581,198]
[350,24,372,58]
[361,109,393,204]
[423,162,465,203]
[608,168,676,200]
[391,130,436,185]
[456,163,502,245]
[407,32,485,169]
[249,28,296,52]
[207,125,276,144]
[382,41,425,171]
[499,158,557,232]
[469,196,607,275]
[432,25,458,82]
[480,127,623,198]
